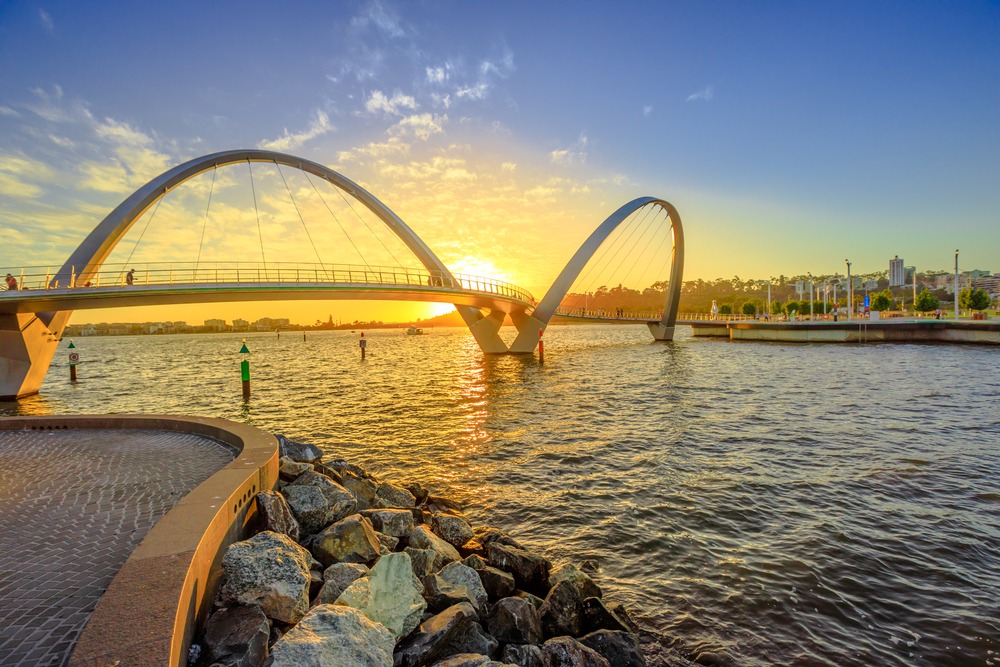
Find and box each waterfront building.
[204,319,227,331]
[889,255,905,287]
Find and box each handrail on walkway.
[0,261,535,305]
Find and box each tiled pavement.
[0,429,234,667]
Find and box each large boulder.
[539,580,584,638]
[269,604,394,666]
[284,471,358,534]
[315,563,369,605]
[432,513,475,549]
[256,490,300,542]
[580,597,631,634]
[487,543,550,596]
[487,597,542,645]
[579,630,646,667]
[548,564,601,600]
[202,604,270,667]
[342,472,379,511]
[279,456,314,482]
[277,434,324,464]
[311,514,381,567]
[477,567,516,601]
[394,602,479,667]
[405,547,444,578]
[336,552,427,640]
[430,655,516,667]
[432,562,489,615]
[475,527,525,551]
[216,531,311,624]
[376,481,417,508]
[410,525,461,565]
[364,508,416,538]
[540,637,610,667]
[500,644,544,667]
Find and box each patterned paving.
[0,428,234,667]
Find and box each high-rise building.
[889,255,905,287]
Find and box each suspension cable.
[276,163,326,270]
[118,194,165,280]
[194,166,217,280]
[303,172,373,270]
[325,176,406,267]
[247,159,266,267]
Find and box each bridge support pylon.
[508,311,548,354]
[0,311,70,400]
[647,322,676,341]
[458,307,510,354]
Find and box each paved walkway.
[0,428,234,667]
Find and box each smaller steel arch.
[509,197,684,352]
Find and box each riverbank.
[690,318,1000,344]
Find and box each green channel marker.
[240,340,250,400]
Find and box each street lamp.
[845,260,852,321]
[808,272,814,319]
[954,249,959,320]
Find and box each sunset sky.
[1,1,998,324]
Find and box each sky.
[1,1,998,324]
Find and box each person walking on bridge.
[5,273,17,290]
[125,269,135,286]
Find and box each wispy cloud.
[643,105,653,117]
[258,110,333,151]
[350,0,405,38]
[0,106,18,117]
[95,118,153,146]
[426,66,449,85]
[365,91,417,116]
[0,154,55,199]
[38,9,54,33]
[686,85,715,102]
[389,113,445,141]
[550,133,589,167]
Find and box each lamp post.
[954,249,959,320]
[845,260,852,321]
[808,273,814,319]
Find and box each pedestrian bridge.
[0,148,684,399]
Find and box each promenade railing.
[0,262,536,306]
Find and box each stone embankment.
[192,435,649,667]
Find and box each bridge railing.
[552,309,762,322]
[0,262,535,305]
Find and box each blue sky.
[1,1,997,321]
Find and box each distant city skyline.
[2,1,998,323]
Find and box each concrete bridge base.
[647,321,676,341]
[0,311,69,400]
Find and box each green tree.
[742,302,756,316]
[785,300,799,315]
[871,290,893,311]
[770,300,783,315]
[719,304,732,315]
[914,289,940,312]
[960,287,991,311]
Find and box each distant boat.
[406,326,423,335]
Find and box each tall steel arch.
[46,148,510,352]
[509,196,684,352]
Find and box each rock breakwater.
[193,434,653,667]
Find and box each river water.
[3,325,998,666]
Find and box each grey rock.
[431,655,517,667]
[364,508,416,537]
[276,435,324,465]
[269,604,394,666]
[405,482,430,504]
[312,513,381,567]
[487,543,551,596]
[310,569,324,599]
[539,580,584,639]
[279,456,314,482]
[432,513,475,549]
[579,630,646,667]
[255,490,300,542]
[487,597,542,645]
[216,531,311,624]
[500,644,545,667]
[411,525,461,565]
[285,471,358,534]
[461,554,489,571]
[580,597,631,634]
[342,472,380,511]
[475,527,525,551]
[405,547,444,578]
[202,604,270,667]
[447,621,499,660]
[315,563,369,605]
[376,481,417,508]
[424,562,489,616]
[336,552,427,640]
[326,458,373,479]
[513,590,544,609]
[548,564,601,600]
[394,602,478,667]
[540,637,611,667]
[478,567,516,601]
[313,462,344,484]
[377,531,399,553]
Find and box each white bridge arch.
[0,150,684,399]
